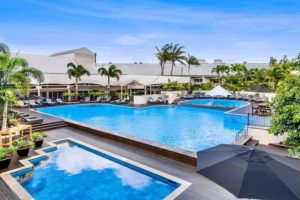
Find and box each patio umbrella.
[197,144,300,200]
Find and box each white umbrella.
[206,85,232,97]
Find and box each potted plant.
[15,139,34,157]
[32,132,48,148]
[0,147,16,170]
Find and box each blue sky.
[1,0,300,63]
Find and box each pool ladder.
[235,126,247,140]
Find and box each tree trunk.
[1,100,8,131]
[171,62,174,76]
[160,63,165,76]
[107,76,110,96]
[188,64,191,75]
[75,78,79,101]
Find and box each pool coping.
[0,137,191,200]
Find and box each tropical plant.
[66,62,90,98]
[89,91,106,98]
[163,80,189,91]
[98,64,122,89]
[166,43,186,75]
[0,147,16,160]
[185,54,200,74]
[31,132,48,141]
[0,43,10,55]
[0,44,44,131]
[211,65,230,84]
[200,82,214,90]
[14,139,34,150]
[269,75,300,158]
[155,44,171,75]
[116,92,130,99]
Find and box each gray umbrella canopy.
[197,144,300,200]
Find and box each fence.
[247,113,272,127]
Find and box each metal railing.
[247,113,272,127]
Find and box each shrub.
[14,139,34,149]
[31,132,48,141]
[200,82,214,90]
[0,147,16,160]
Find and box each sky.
[1,0,300,63]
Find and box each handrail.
[235,127,246,140]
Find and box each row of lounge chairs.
[148,97,167,104]
[180,93,267,103]
[10,110,44,125]
[17,97,129,108]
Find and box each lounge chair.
[84,96,91,103]
[56,98,65,104]
[181,94,195,99]
[28,100,38,107]
[115,98,128,104]
[92,97,102,103]
[101,97,111,103]
[18,115,43,125]
[17,101,27,108]
[45,99,56,105]
[148,97,156,104]
[158,97,166,104]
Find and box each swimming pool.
[180,99,248,108]
[37,104,247,152]
[11,140,183,200]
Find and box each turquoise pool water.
[38,104,247,151]
[181,99,248,108]
[13,141,178,200]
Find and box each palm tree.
[230,64,247,76]
[66,62,90,98]
[211,65,230,84]
[185,54,200,74]
[98,64,122,89]
[0,49,44,130]
[155,44,171,75]
[167,43,186,76]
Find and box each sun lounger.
[28,100,38,107]
[101,97,111,103]
[114,98,128,104]
[84,97,91,103]
[19,115,43,125]
[17,101,27,108]
[158,97,166,104]
[92,97,102,103]
[46,98,56,105]
[56,98,65,104]
[148,97,156,104]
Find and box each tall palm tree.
[0,50,44,130]
[211,65,230,84]
[66,62,90,98]
[230,64,247,76]
[98,64,122,89]
[167,43,186,76]
[185,54,200,74]
[155,44,171,75]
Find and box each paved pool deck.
[0,126,287,200]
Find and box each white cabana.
[206,85,232,97]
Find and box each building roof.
[50,47,94,57]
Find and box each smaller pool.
[11,140,182,200]
[181,99,248,109]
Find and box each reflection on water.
[18,142,176,200]
[54,145,152,189]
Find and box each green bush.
[31,132,48,141]
[0,147,16,160]
[115,92,130,98]
[89,91,106,97]
[14,139,34,150]
[200,82,214,91]
[63,92,79,97]
[163,80,189,91]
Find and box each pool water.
[38,104,247,152]
[14,141,178,200]
[181,99,248,108]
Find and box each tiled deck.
[0,126,288,200]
